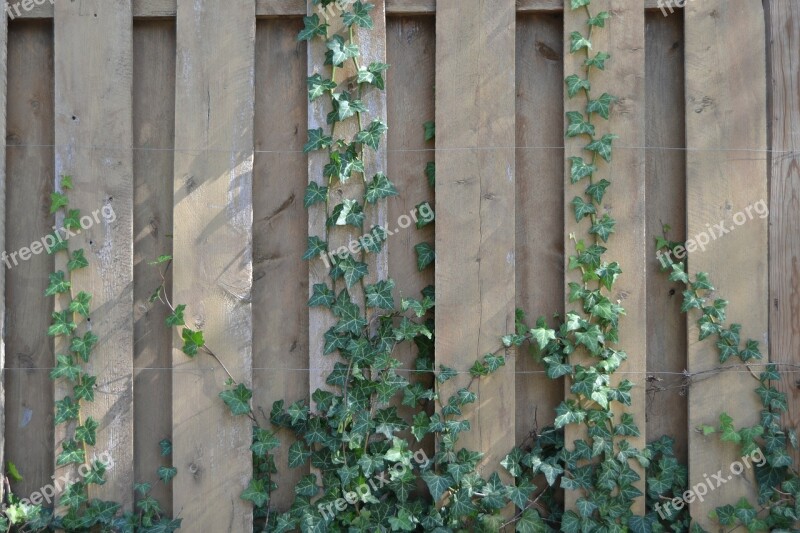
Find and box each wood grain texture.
[171,0,255,529]
[685,0,768,524]
[306,0,389,400]
[644,12,687,463]
[435,0,516,481]
[0,1,7,506]
[563,0,647,513]
[515,13,564,441]
[386,15,435,450]
[53,0,135,507]
[767,0,800,468]
[4,19,55,501]
[132,19,175,510]
[253,17,309,511]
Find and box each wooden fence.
[0,0,797,531]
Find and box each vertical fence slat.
[306,0,389,398]
[0,0,7,506]
[133,20,176,509]
[435,0,516,480]
[254,17,309,510]
[171,0,255,529]
[685,0,768,524]
[563,0,647,513]
[53,0,135,507]
[767,0,800,467]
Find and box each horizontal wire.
[3,142,797,155]
[2,368,799,375]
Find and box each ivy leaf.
[166,304,186,327]
[616,413,640,436]
[421,470,453,501]
[288,441,311,468]
[342,1,374,29]
[569,156,596,183]
[67,249,89,271]
[585,51,611,70]
[48,310,77,337]
[365,279,396,310]
[75,417,99,446]
[303,236,328,261]
[327,34,359,66]
[308,283,335,308]
[55,396,81,424]
[306,73,336,101]
[328,198,365,227]
[569,31,592,53]
[333,299,367,335]
[327,91,367,124]
[332,255,369,288]
[219,384,253,416]
[739,339,762,361]
[45,271,71,296]
[63,209,82,231]
[566,111,595,138]
[69,291,92,318]
[158,466,178,485]
[50,192,69,213]
[586,93,617,120]
[437,365,457,383]
[251,427,280,457]
[423,121,435,141]
[585,133,618,162]
[297,14,328,41]
[160,438,172,457]
[356,61,389,89]
[589,214,616,242]
[584,179,611,204]
[588,12,611,27]
[181,328,205,357]
[355,119,388,150]
[415,242,435,271]
[73,374,96,402]
[572,196,596,222]
[425,161,436,187]
[57,439,85,466]
[303,128,333,153]
[51,354,82,382]
[241,478,269,507]
[365,172,398,204]
[530,326,556,350]
[70,331,99,362]
[565,74,591,98]
[570,0,590,8]
[303,182,328,208]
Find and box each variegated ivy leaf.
[297,14,328,42]
[365,172,398,204]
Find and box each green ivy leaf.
[67,249,89,271]
[306,73,336,101]
[425,161,435,187]
[569,156,596,183]
[303,236,328,261]
[570,0,590,8]
[219,384,253,416]
[585,51,611,70]
[572,196,596,222]
[63,209,82,230]
[355,119,388,150]
[304,182,328,208]
[69,291,92,318]
[585,133,618,162]
[181,328,205,357]
[566,111,595,138]
[241,478,269,507]
[342,1,374,29]
[57,439,86,466]
[71,331,99,362]
[48,310,77,337]
[565,74,591,98]
[326,34,359,66]
[308,283,335,308]
[365,279,396,310]
[587,12,611,28]
[73,374,96,402]
[50,192,69,214]
[157,466,177,485]
[297,14,328,41]
[288,441,311,468]
[365,172,398,203]
[160,438,172,456]
[45,271,71,296]
[51,354,82,382]
[303,128,333,153]
[585,179,611,203]
[589,214,616,242]
[251,427,280,457]
[75,417,99,446]
[569,31,592,53]
[586,93,617,120]
[423,121,435,141]
[55,396,81,424]
[166,304,186,327]
[415,242,435,271]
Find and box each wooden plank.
[767,0,800,468]
[386,14,435,444]
[53,0,135,507]
[253,16,309,511]
[435,0,516,480]
[306,0,389,401]
[515,12,564,441]
[0,0,7,505]
[15,0,669,18]
[685,0,767,525]
[171,0,255,530]
[132,19,176,509]
[4,19,55,501]
[563,0,647,513]
[644,12,687,463]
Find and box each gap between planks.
[10,0,672,19]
